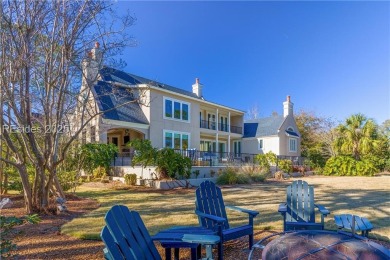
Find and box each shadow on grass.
[63,179,389,242]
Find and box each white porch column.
[216,133,219,153]
[228,112,231,133]
[216,108,219,131]
[228,135,231,153]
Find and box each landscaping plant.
[80,144,118,175]
[278,159,293,173]
[0,214,40,258]
[124,174,137,185]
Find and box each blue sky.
[114,1,389,124]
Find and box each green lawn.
[61,175,390,241]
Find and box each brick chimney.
[192,78,203,98]
[283,95,294,117]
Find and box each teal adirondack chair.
[195,180,259,260]
[278,180,330,231]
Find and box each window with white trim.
[289,138,297,152]
[164,130,190,150]
[258,139,263,150]
[164,97,190,122]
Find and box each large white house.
[75,44,301,165]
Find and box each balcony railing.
[230,125,242,134]
[111,150,306,168]
[200,120,216,130]
[200,120,242,134]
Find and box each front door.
[108,135,120,151]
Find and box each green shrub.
[306,150,327,169]
[2,167,23,193]
[384,158,390,171]
[255,154,270,173]
[362,155,386,171]
[323,156,378,176]
[255,152,277,173]
[278,159,293,173]
[128,139,157,168]
[265,152,277,165]
[93,166,106,180]
[216,168,237,185]
[57,170,79,192]
[238,165,267,182]
[124,174,137,185]
[248,173,267,182]
[216,168,250,185]
[80,143,118,174]
[156,148,191,179]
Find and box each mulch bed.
[1,193,388,260]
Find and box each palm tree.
[334,114,379,160]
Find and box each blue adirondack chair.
[195,180,259,260]
[101,205,220,260]
[278,180,330,231]
[101,205,162,260]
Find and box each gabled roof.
[92,81,149,125]
[99,67,201,99]
[243,116,285,138]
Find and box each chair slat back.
[286,180,315,223]
[105,205,161,260]
[101,226,131,260]
[195,181,229,230]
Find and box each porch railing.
[199,120,243,134]
[111,150,305,168]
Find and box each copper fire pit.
[249,230,390,260]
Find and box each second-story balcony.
[200,120,242,134]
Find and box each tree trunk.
[19,166,33,214]
[3,169,8,194]
[0,165,3,195]
[53,174,65,198]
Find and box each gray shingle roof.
[92,81,149,125]
[243,116,285,138]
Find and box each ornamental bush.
[93,166,107,180]
[255,151,277,173]
[156,148,192,179]
[278,159,293,173]
[216,166,266,185]
[124,174,137,185]
[80,143,118,174]
[323,156,377,176]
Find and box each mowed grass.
[61,175,390,241]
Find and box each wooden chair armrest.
[278,203,287,214]
[195,210,226,223]
[225,205,259,217]
[315,204,330,216]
